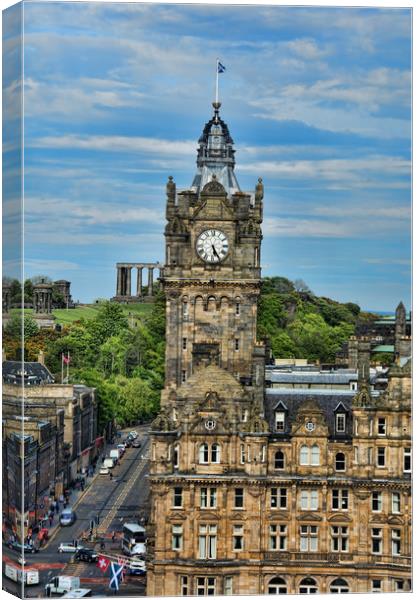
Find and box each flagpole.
[67,351,70,381]
[61,353,64,383]
[215,58,219,104]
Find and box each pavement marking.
[98,454,149,534]
[2,555,66,571]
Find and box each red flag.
[63,354,71,364]
[97,555,110,574]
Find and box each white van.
[109,449,120,461]
[5,564,39,586]
[103,458,114,469]
[45,576,80,595]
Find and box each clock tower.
[162,101,265,407]
[148,102,268,597]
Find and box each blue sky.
[3,1,412,311]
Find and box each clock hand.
[212,244,220,259]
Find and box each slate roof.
[2,361,55,386]
[266,372,358,385]
[264,389,361,438]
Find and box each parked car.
[58,542,84,553]
[7,540,38,554]
[129,431,138,439]
[74,548,98,563]
[99,466,109,475]
[103,458,115,469]
[132,439,142,448]
[60,508,76,526]
[117,443,126,454]
[127,559,147,576]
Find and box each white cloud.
[25,195,164,227]
[363,258,411,266]
[238,155,410,188]
[29,133,195,156]
[285,38,329,60]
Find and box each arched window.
[211,443,220,463]
[335,452,346,472]
[275,450,285,470]
[299,577,318,594]
[311,445,320,466]
[268,577,287,594]
[199,443,209,464]
[300,445,309,465]
[330,578,349,593]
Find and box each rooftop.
[3,361,55,386]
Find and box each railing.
[264,552,353,562]
[263,551,410,567]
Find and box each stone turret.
[191,102,241,197]
[395,300,407,357]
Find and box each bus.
[121,523,146,556]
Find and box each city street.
[2,429,150,598]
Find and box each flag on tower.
[217,61,226,73]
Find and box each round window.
[205,420,216,431]
[305,421,315,432]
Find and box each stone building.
[2,414,63,534]
[2,360,99,533]
[53,279,73,308]
[147,102,411,595]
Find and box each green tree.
[88,302,129,344]
[9,279,22,305]
[24,279,34,304]
[4,314,38,340]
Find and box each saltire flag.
[97,555,110,574]
[109,562,124,590]
[217,61,226,73]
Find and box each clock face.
[196,229,229,263]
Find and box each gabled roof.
[2,361,55,386]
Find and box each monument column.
[116,266,122,296]
[126,267,132,297]
[136,267,143,297]
[147,267,154,296]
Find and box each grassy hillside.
[10,302,155,326]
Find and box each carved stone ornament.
[204,390,220,410]
[201,174,227,195]
[151,410,176,432]
[255,177,264,202]
[353,384,375,408]
[242,406,269,433]
[166,175,176,200]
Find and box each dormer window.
[275,411,285,432]
[336,413,346,433]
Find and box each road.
[2,429,150,598]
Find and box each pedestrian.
[100,540,105,551]
[81,479,85,491]
[49,513,53,526]
[59,494,64,505]
[112,531,116,543]
[109,471,113,480]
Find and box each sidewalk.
[42,457,106,550]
